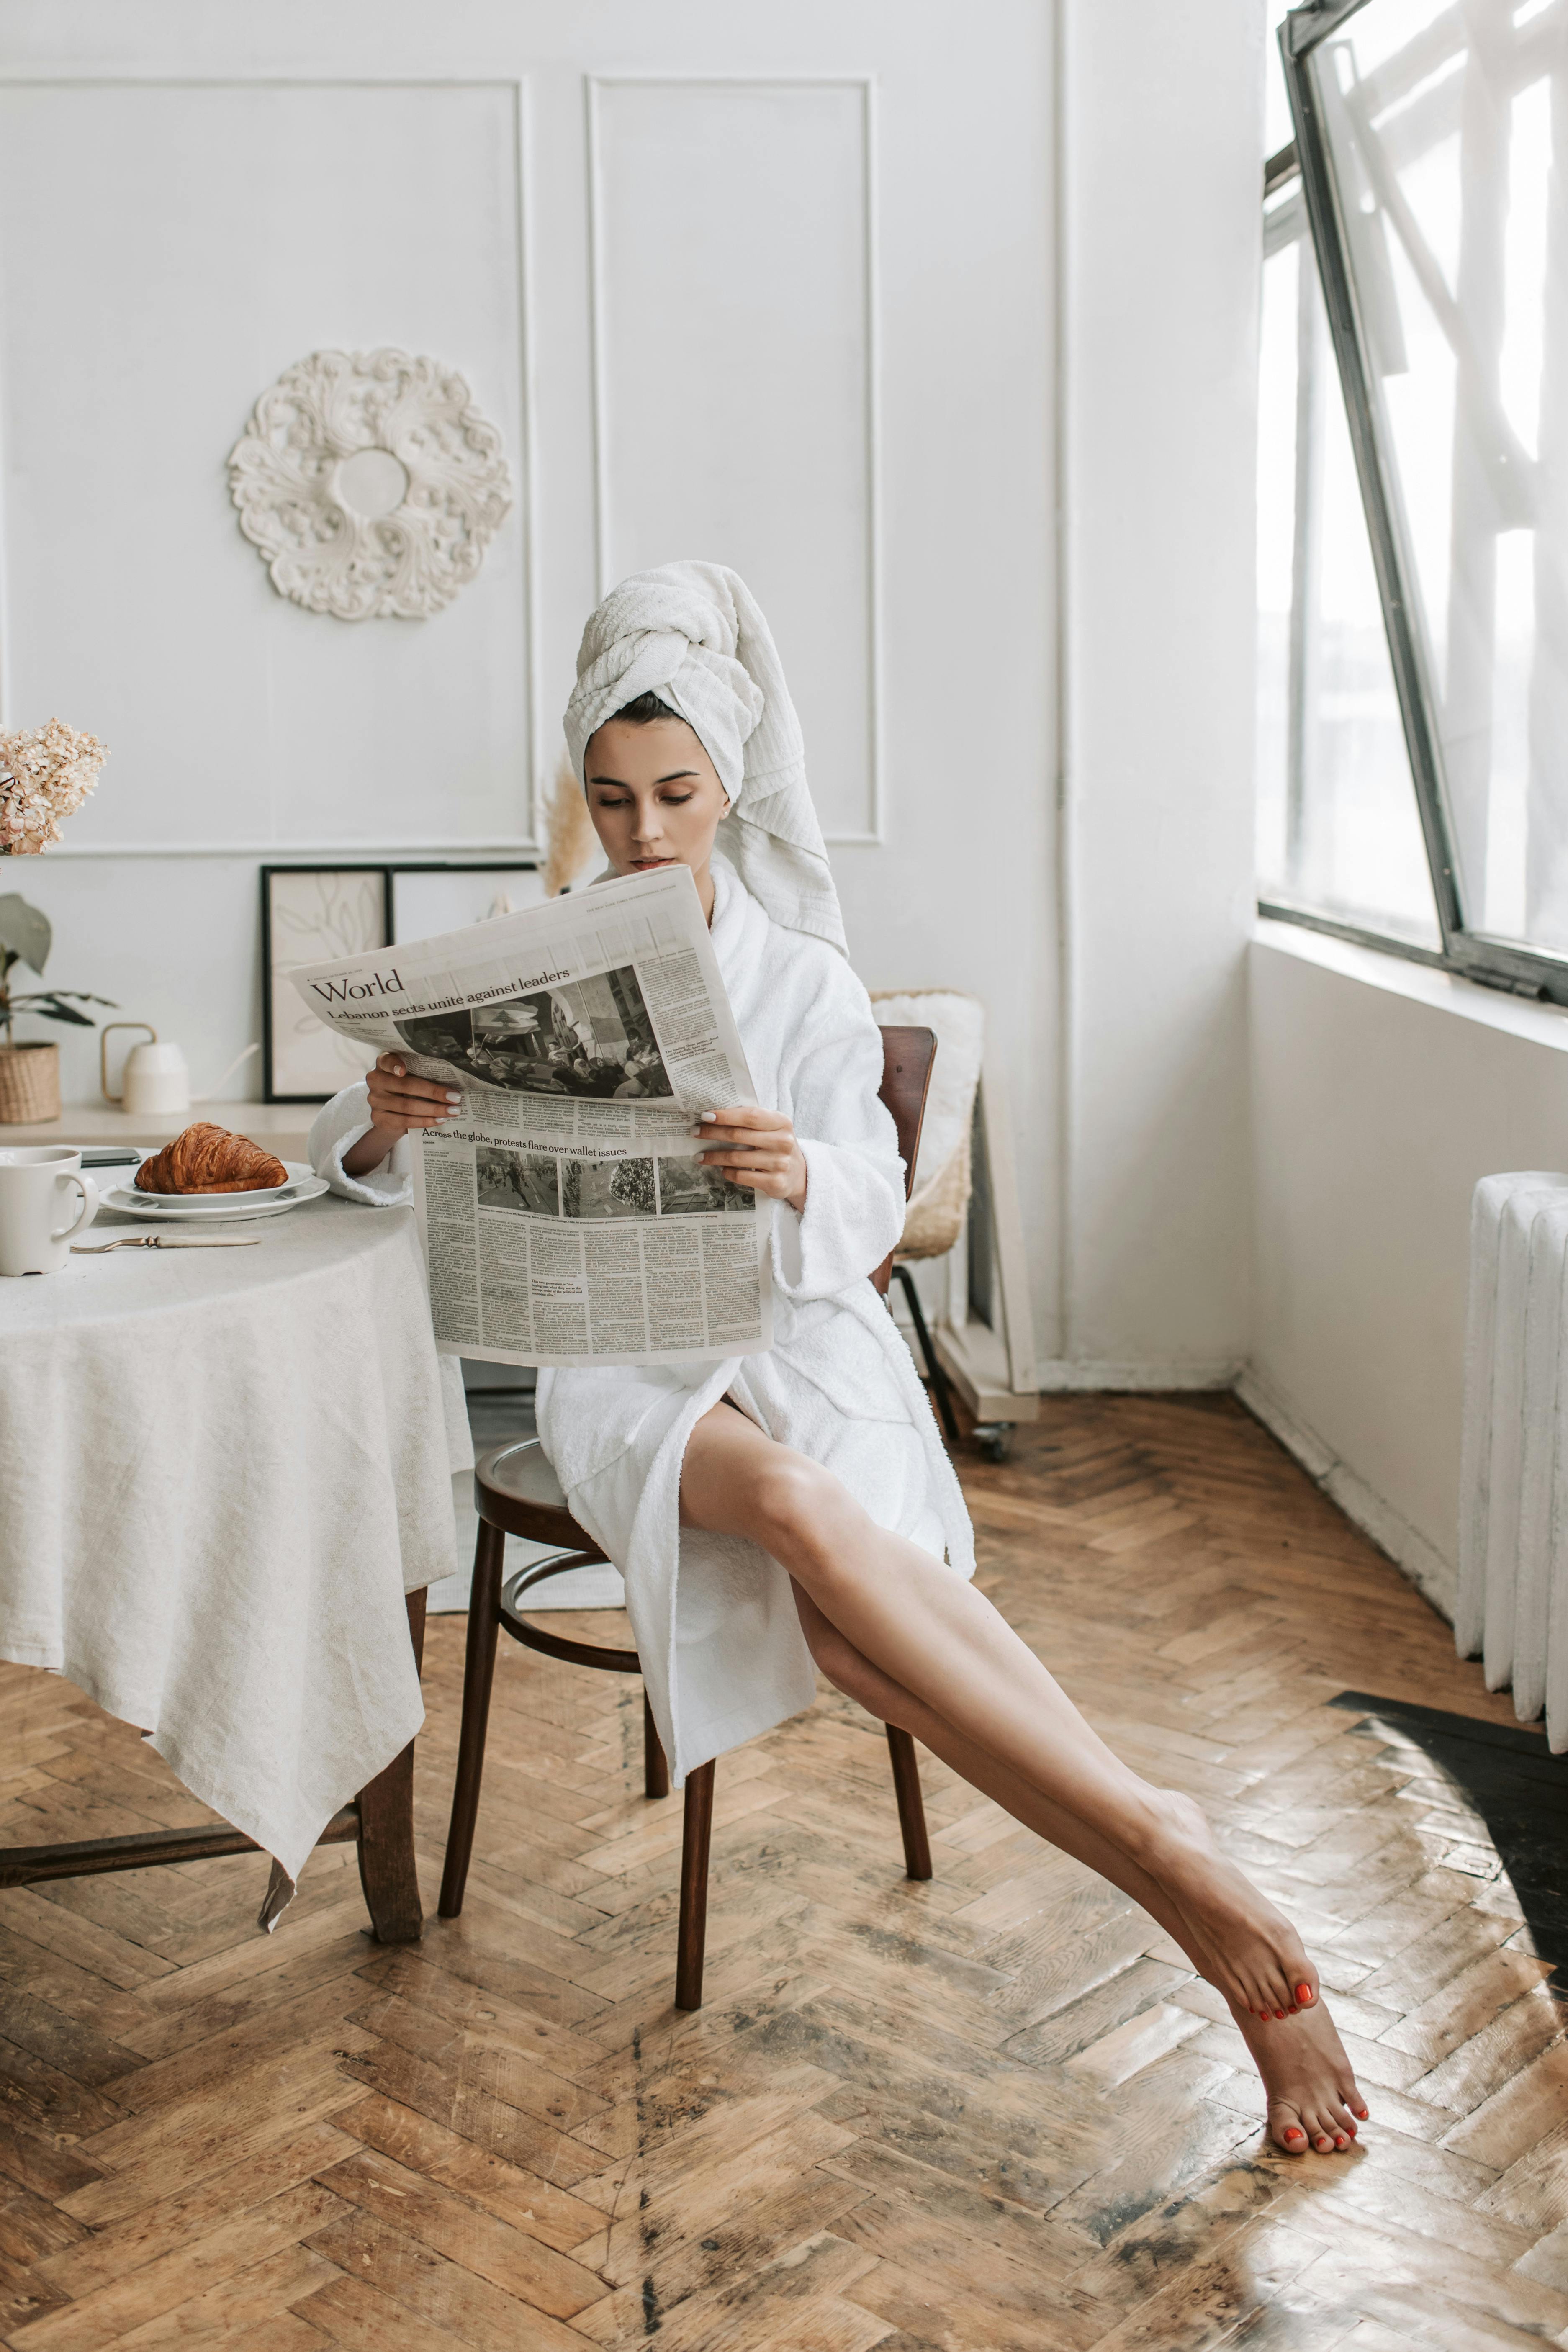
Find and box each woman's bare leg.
[681,1401,1312,2024]
[790,1582,1367,2157]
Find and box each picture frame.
[261,866,391,1104]
[933,1055,1039,1441]
[260,861,542,1104]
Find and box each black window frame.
[1262,0,1568,1005]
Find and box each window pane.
[1310,0,1568,955]
[1257,205,1442,943]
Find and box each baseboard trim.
[1234,1368,1457,1621]
[1036,1358,1243,1393]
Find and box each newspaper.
[289,865,773,1367]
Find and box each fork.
[72,1234,263,1252]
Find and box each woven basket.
[0,1041,61,1123]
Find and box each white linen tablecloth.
[0,1195,461,1887]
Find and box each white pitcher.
[100,1024,191,1117]
[0,1146,99,1275]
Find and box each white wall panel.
[1249,923,1568,1618]
[0,80,534,851]
[588,78,878,841]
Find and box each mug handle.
[53,1172,99,1244]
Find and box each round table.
[0,1191,460,1935]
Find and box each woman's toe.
[1272,2108,1310,2156]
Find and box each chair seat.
[475,1439,596,1551]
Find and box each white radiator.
[1458,1170,1568,1749]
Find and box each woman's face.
[583,717,730,882]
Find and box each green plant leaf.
[0,895,50,975]
[11,995,94,1026]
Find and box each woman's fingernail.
[1296,1984,1314,2004]
[447,1092,462,1105]
[393,1064,405,1077]
[700,1112,716,1122]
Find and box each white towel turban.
[563,560,847,957]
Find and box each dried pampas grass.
[0,718,108,854]
[542,750,598,897]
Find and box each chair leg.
[893,1264,961,1445]
[674,1761,716,2010]
[438,1520,505,1920]
[644,1690,670,1799]
[885,1725,933,1880]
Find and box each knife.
[73,1234,264,1252]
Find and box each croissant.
[135,1123,290,1195]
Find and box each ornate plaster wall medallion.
[228,348,512,620]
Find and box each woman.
[312,561,1368,2159]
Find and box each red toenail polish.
[1296,1983,1313,2002]
[1285,2128,1305,2142]
[1274,2009,1286,2019]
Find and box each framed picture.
[260,862,544,1105]
[261,866,391,1103]
[389,862,542,944]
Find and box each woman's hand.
[695,1106,807,1213]
[342,1052,462,1178]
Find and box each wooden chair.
[438,1028,941,2009]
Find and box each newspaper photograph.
[289,866,773,1367]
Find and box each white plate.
[102,1164,328,1222]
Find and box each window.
[1261,0,1568,1001]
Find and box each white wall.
[3,1,1281,1380]
[0,0,1064,1334]
[1053,0,1265,1380]
[1248,921,1568,1616]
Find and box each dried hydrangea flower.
[0,719,108,854]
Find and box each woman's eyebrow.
[586,769,701,787]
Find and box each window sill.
[1252,917,1568,1056]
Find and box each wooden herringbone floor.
[4,1395,1568,2350]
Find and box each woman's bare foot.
[1141,1792,1320,2023]
[1233,1995,1368,2154]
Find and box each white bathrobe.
[310,853,974,1783]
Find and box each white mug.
[0,1147,100,1276]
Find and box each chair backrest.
[872,1026,937,1296]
